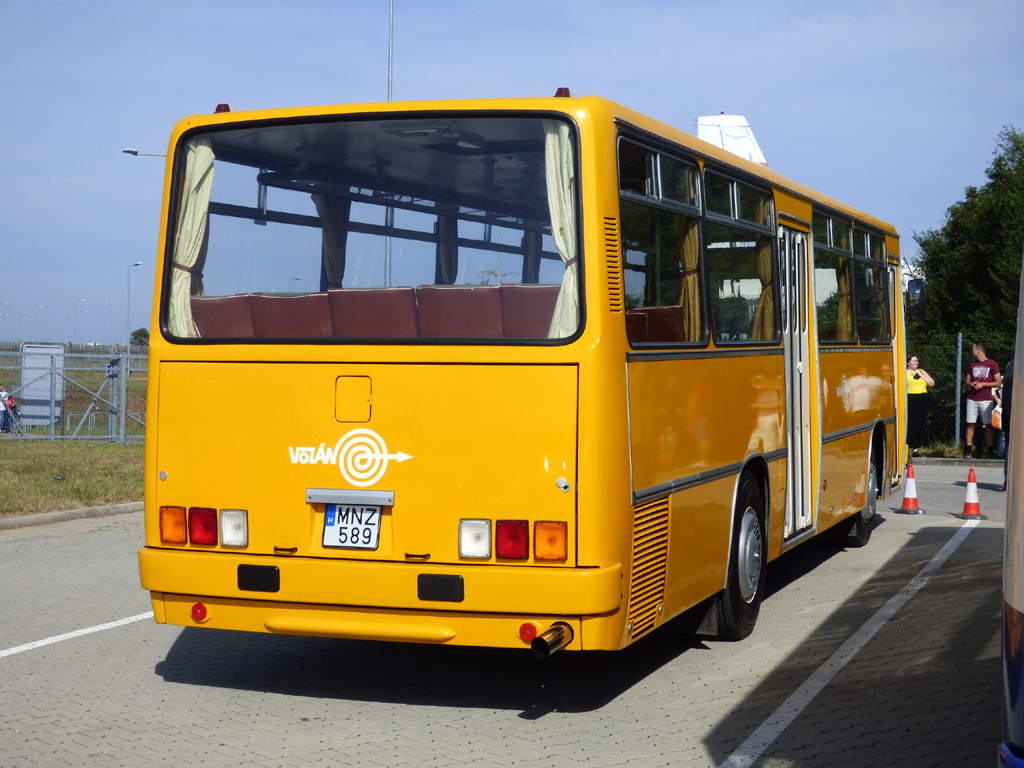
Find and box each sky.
[2,0,1023,346]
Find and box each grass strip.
[0,441,144,517]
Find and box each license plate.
[323,504,381,550]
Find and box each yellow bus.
[138,94,905,655]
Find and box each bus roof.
[172,94,898,239]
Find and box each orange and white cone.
[958,467,986,519]
[896,463,924,514]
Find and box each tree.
[130,327,150,348]
[913,126,1024,342]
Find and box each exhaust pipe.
[531,622,574,659]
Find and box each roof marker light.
[214,103,232,113]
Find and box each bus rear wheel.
[833,452,877,548]
[718,472,766,641]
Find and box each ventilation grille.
[603,216,624,312]
[626,496,669,640]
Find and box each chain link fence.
[0,342,147,442]
[1,333,1012,452]
[908,331,1015,455]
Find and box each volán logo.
[288,428,412,487]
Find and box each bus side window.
[812,212,855,343]
[706,222,777,343]
[620,200,703,344]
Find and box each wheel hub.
[738,507,763,603]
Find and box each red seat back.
[500,284,560,338]
[250,293,332,338]
[329,288,419,338]
[416,286,503,338]
[190,294,255,338]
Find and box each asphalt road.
[0,463,1006,767]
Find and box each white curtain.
[544,120,578,338]
[168,136,215,337]
[312,194,350,289]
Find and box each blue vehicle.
[1001,251,1024,767]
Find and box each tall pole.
[123,262,142,444]
[388,0,393,102]
[384,0,394,287]
[126,262,142,353]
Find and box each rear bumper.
[149,591,587,649]
[139,547,622,616]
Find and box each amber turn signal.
[159,506,187,543]
[534,521,567,560]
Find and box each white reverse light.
[459,519,491,558]
[220,509,248,547]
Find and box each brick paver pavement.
[0,463,1006,767]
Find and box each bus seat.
[416,285,503,338]
[250,293,333,338]
[626,306,686,343]
[625,310,649,343]
[500,284,560,338]
[190,294,255,338]
[329,287,419,338]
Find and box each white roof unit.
[696,114,767,168]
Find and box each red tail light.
[188,507,218,545]
[496,520,529,559]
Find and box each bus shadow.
[701,524,1003,766]
[154,519,874,718]
[155,622,703,718]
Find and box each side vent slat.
[626,496,669,641]
[604,217,624,312]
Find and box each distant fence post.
[955,332,963,447]
[118,352,128,444]
[49,353,57,439]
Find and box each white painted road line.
[0,612,154,659]
[719,519,980,768]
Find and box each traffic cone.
[958,467,986,520]
[895,463,924,514]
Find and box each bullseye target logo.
[288,429,412,487]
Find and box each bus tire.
[718,472,766,641]
[833,451,877,548]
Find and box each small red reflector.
[188,507,218,545]
[519,622,538,642]
[554,87,572,97]
[214,103,231,113]
[496,520,529,559]
[190,602,208,622]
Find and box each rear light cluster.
[159,506,248,547]
[459,519,567,561]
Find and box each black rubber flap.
[417,574,464,602]
[237,564,280,593]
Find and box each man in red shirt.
[966,341,1002,459]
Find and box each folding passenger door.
[780,226,814,537]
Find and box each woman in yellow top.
[906,355,935,457]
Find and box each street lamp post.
[73,299,85,346]
[122,149,166,157]
[288,276,302,293]
[105,303,118,349]
[32,305,43,342]
[126,262,143,353]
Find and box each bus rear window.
[164,116,580,343]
